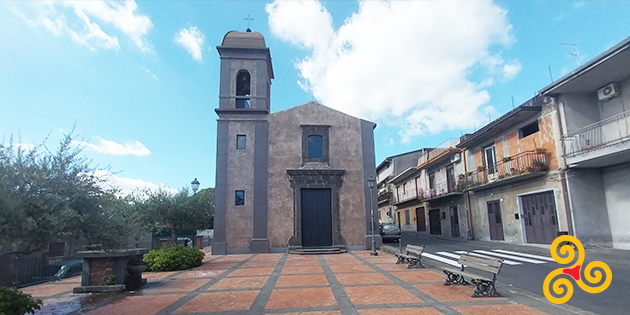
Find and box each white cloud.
[142,67,159,80]
[266,0,519,143]
[573,1,586,9]
[502,61,522,80]
[174,26,205,61]
[11,1,152,52]
[93,170,178,196]
[73,137,150,156]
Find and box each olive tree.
[0,133,137,257]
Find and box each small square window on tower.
[236,135,246,150]
[235,190,245,206]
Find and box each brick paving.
[22,250,584,315]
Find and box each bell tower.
[215,30,274,114]
[212,30,273,255]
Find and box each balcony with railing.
[378,191,392,205]
[417,138,460,169]
[392,186,423,205]
[462,151,549,191]
[561,110,630,167]
[423,179,464,202]
[389,158,419,180]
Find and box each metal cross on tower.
[244,14,254,31]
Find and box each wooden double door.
[487,200,504,240]
[429,209,441,235]
[521,192,558,244]
[301,189,332,247]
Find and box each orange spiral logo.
[543,235,612,304]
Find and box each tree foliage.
[0,133,141,256]
[134,187,214,242]
[0,131,215,257]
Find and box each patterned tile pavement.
[22,250,583,315]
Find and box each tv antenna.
[561,43,580,67]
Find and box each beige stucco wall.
[469,175,568,244]
[225,121,256,249]
[267,102,367,248]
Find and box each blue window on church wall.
[235,190,245,206]
[307,135,323,158]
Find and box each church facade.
[212,30,380,255]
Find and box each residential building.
[387,139,468,237]
[416,139,468,238]
[539,36,630,249]
[457,96,570,245]
[212,30,379,255]
[376,150,426,225]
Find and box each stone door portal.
[301,189,332,247]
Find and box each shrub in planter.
[102,274,117,285]
[0,287,43,315]
[143,245,205,271]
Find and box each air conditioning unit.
[450,153,461,163]
[597,83,620,101]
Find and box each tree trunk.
[171,228,178,246]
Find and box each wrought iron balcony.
[423,179,464,201]
[378,191,392,205]
[392,187,423,205]
[561,110,630,157]
[463,151,549,190]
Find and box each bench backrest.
[404,244,424,255]
[458,253,502,274]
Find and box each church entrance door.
[301,189,333,247]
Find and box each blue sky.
[1,1,629,193]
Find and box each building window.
[405,210,410,225]
[235,190,245,206]
[236,135,246,150]
[307,135,323,158]
[301,125,330,164]
[485,145,497,174]
[236,70,250,108]
[519,121,539,138]
[429,173,436,190]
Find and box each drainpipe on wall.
[552,96,575,236]
[462,149,475,239]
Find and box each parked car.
[379,223,401,242]
[176,237,193,247]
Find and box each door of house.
[429,209,442,235]
[487,201,504,240]
[301,189,332,247]
[450,206,460,237]
[521,192,558,244]
[416,207,426,232]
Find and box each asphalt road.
[390,233,629,315]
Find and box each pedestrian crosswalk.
[420,248,555,267]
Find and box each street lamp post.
[367,175,378,256]
[191,178,200,194]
